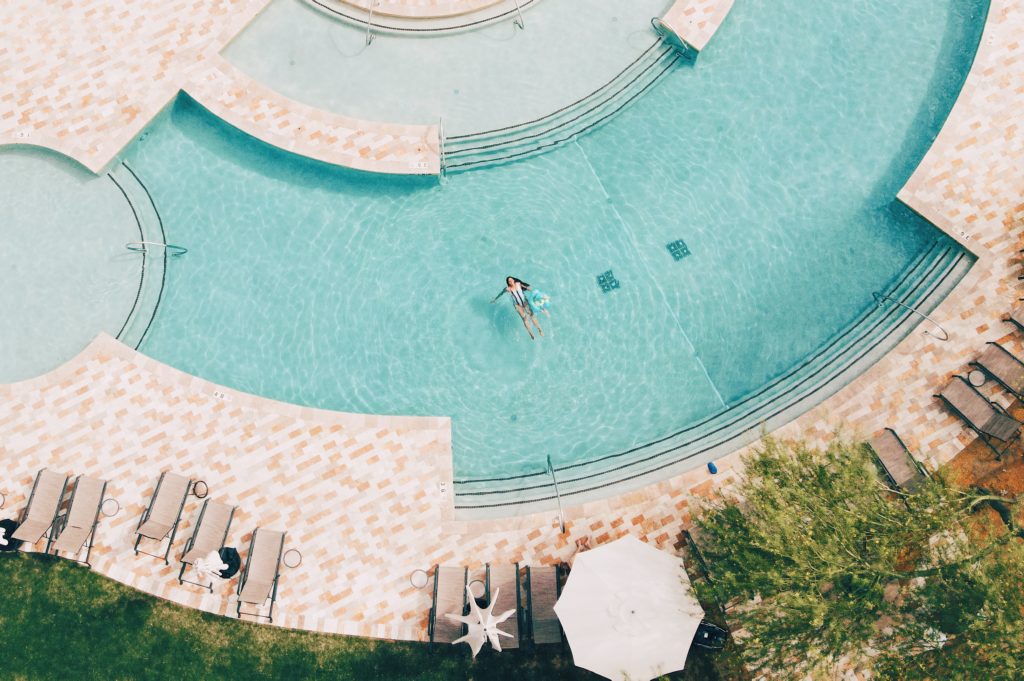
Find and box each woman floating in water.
[492,276,546,340]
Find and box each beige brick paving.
[188,57,439,175]
[0,0,1022,654]
[0,334,740,640]
[0,0,438,175]
[659,0,734,53]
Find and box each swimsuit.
[509,286,533,316]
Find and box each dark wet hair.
[506,276,529,288]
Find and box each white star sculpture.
[445,586,516,658]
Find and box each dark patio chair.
[868,428,929,492]
[526,564,562,645]
[428,565,467,648]
[935,375,1021,459]
[971,341,1024,400]
[486,562,522,649]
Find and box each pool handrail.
[512,0,524,29]
[872,291,948,341]
[126,241,188,256]
[546,455,565,534]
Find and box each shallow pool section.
[118,0,985,508]
[223,0,670,134]
[0,148,143,382]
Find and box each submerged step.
[453,239,973,517]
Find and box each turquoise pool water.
[120,0,985,481]
[0,148,141,382]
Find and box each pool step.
[442,40,680,172]
[107,162,167,351]
[452,239,973,518]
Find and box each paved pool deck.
[0,0,1022,648]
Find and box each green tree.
[692,435,1018,678]
[873,532,1024,681]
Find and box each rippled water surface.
[124,0,986,479]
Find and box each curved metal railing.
[126,241,188,256]
[547,454,566,534]
[872,291,949,341]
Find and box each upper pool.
[112,0,985,505]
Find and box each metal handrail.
[438,118,447,181]
[872,291,949,341]
[547,455,566,534]
[365,0,378,45]
[512,0,525,29]
[126,241,187,256]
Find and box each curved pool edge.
[1,0,1022,645]
[184,57,441,176]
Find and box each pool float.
[528,290,550,312]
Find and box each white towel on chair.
[194,550,229,582]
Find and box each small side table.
[409,569,429,589]
[217,547,241,579]
[283,549,302,569]
[469,579,487,608]
[968,370,987,387]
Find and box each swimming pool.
[70,0,987,509]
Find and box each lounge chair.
[49,475,107,565]
[972,342,1024,400]
[526,565,562,645]
[935,375,1021,459]
[134,471,192,563]
[178,499,236,591]
[12,469,69,548]
[1005,302,1024,333]
[682,528,714,583]
[485,563,522,649]
[236,528,286,623]
[428,565,467,647]
[868,428,929,492]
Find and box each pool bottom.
[453,238,973,517]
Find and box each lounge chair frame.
[17,469,69,552]
[971,341,1024,401]
[236,529,286,623]
[1005,298,1024,333]
[428,564,468,650]
[49,475,107,567]
[485,562,522,649]
[178,499,235,591]
[525,565,563,647]
[868,428,930,492]
[134,471,191,564]
[935,375,1021,460]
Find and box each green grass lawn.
[0,554,739,680]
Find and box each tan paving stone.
[1,0,1022,652]
[659,0,734,53]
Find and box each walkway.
[0,0,1022,648]
[0,0,438,175]
[0,334,731,640]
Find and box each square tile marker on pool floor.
[597,270,621,293]
[667,239,691,261]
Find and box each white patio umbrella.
[554,534,705,681]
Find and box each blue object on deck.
[707,461,718,474]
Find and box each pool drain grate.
[597,270,620,293]
[667,239,691,261]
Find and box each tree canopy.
[692,435,1023,679]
